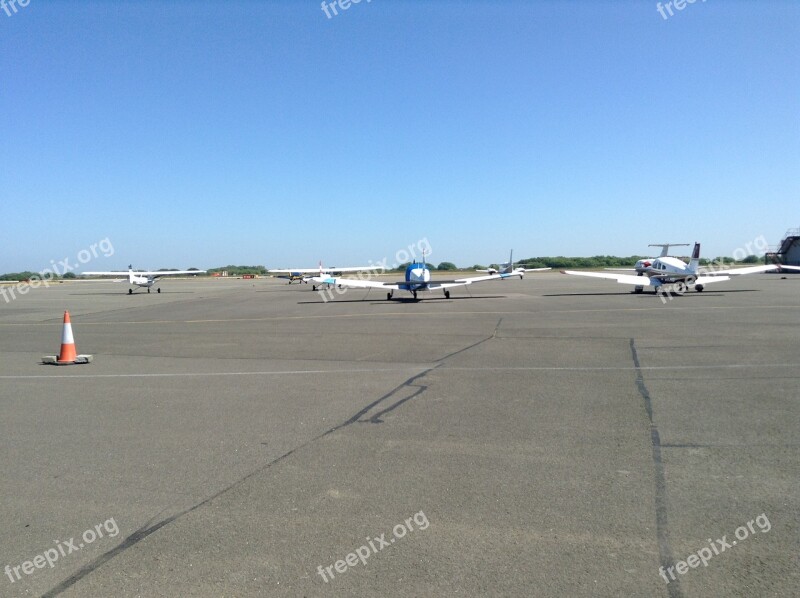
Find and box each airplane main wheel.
[147,288,151,294]
[413,291,418,300]
[444,290,450,299]
[157,288,161,293]
[312,285,317,291]
[695,285,704,292]
[128,288,133,295]
[634,286,643,294]
[387,292,392,301]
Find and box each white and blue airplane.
[477,250,551,275]
[315,254,522,301]
[81,266,205,294]
[269,262,382,289]
[604,243,691,275]
[563,242,799,294]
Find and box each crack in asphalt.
[42,319,503,595]
[630,338,683,598]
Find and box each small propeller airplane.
[562,242,799,294]
[314,251,522,301]
[477,250,551,275]
[605,243,691,275]
[81,265,205,294]
[269,263,383,289]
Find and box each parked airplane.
[81,266,205,294]
[269,263,382,289]
[315,253,522,300]
[605,243,691,275]
[562,242,799,294]
[477,250,551,275]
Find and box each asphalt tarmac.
[1,272,797,597]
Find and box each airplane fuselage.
[400,265,431,291]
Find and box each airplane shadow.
[543,289,760,297]
[67,291,196,296]
[297,295,508,305]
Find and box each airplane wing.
[694,275,731,285]
[314,276,403,290]
[81,270,204,277]
[137,270,205,276]
[562,271,657,286]
[453,272,521,284]
[563,270,738,288]
[422,272,523,289]
[699,264,800,276]
[327,266,383,273]
[269,266,382,274]
[320,271,519,291]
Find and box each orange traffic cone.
[42,310,93,365]
[57,310,78,363]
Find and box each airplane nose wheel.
[412,291,418,300]
[157,288,161,293]
[128,289,133,295]
[444,290,450,299]
[695,284,704,292]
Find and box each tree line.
[0,255,765,280]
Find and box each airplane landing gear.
[634,286,643,294]
[312,285,317,291]
[444,290,450,299]
[387,292,393,301]
[695,284,704,292]
[157,287,161,293]
[128,288,133,295]
[412,290,418,300]
[147,288,151,294]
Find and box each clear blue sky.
[1,0,798,272]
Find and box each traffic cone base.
[42,310,93,365]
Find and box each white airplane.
[605,243,691,275]
[269,262,383,290]
[314,252,522,301]
[477,250,551,275]
[81,265,205,294]
[562,242,799,294]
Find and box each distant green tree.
[437,262,458,271]
[62,272,77,279]
[741,255,760,264]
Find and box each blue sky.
[1,0,798,272]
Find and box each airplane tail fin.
[688,243,701,272]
